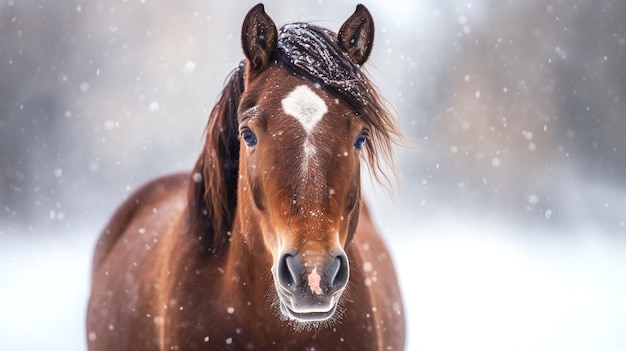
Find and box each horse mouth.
[279,299,338,322]
[276,286,341,323]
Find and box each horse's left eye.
[241,129,258,147]
[354,131,368,150]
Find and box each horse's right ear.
[241,4,277,77]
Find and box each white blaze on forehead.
[281,85,328,133]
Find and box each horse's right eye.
[241,129,258,147]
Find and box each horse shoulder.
[88,173,192,349]
[91,172,189,277]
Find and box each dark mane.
[189,23,402,252]
[276,23,402,183]
[188,63,244,253]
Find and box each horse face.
[237,67,366,322]
[237,2,376,324]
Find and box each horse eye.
[241,129,258,147]
[354,131,368,150]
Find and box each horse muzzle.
[275,249,349,322]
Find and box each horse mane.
[188,62,244,253]
[189,23,402,253]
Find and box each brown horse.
[87,4,405,350]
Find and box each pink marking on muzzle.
[308,267,322,295]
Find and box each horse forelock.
[276,23,402,185]
[277,23,364,104]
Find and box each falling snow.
[2,1,625,351]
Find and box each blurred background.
[1,0,625,350]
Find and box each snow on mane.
[276,23,369,107]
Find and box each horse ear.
[338,4,375,66]
[241,3,278,74]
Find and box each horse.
[87,4,405,350]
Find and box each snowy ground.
[2,209,625,351]
[0,228,92,351]
[389,214,626,351]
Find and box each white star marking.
[281,85,328,134]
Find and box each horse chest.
[163,283,382,351]
[165,317,381,351]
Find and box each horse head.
[238,4,375,323]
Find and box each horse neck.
[222,208,274,307]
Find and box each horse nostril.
[325,253,349,290]
[278,251,349,293]
[278,253,301,290]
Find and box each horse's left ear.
[241,3,278,75]
[338,4,375,66]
